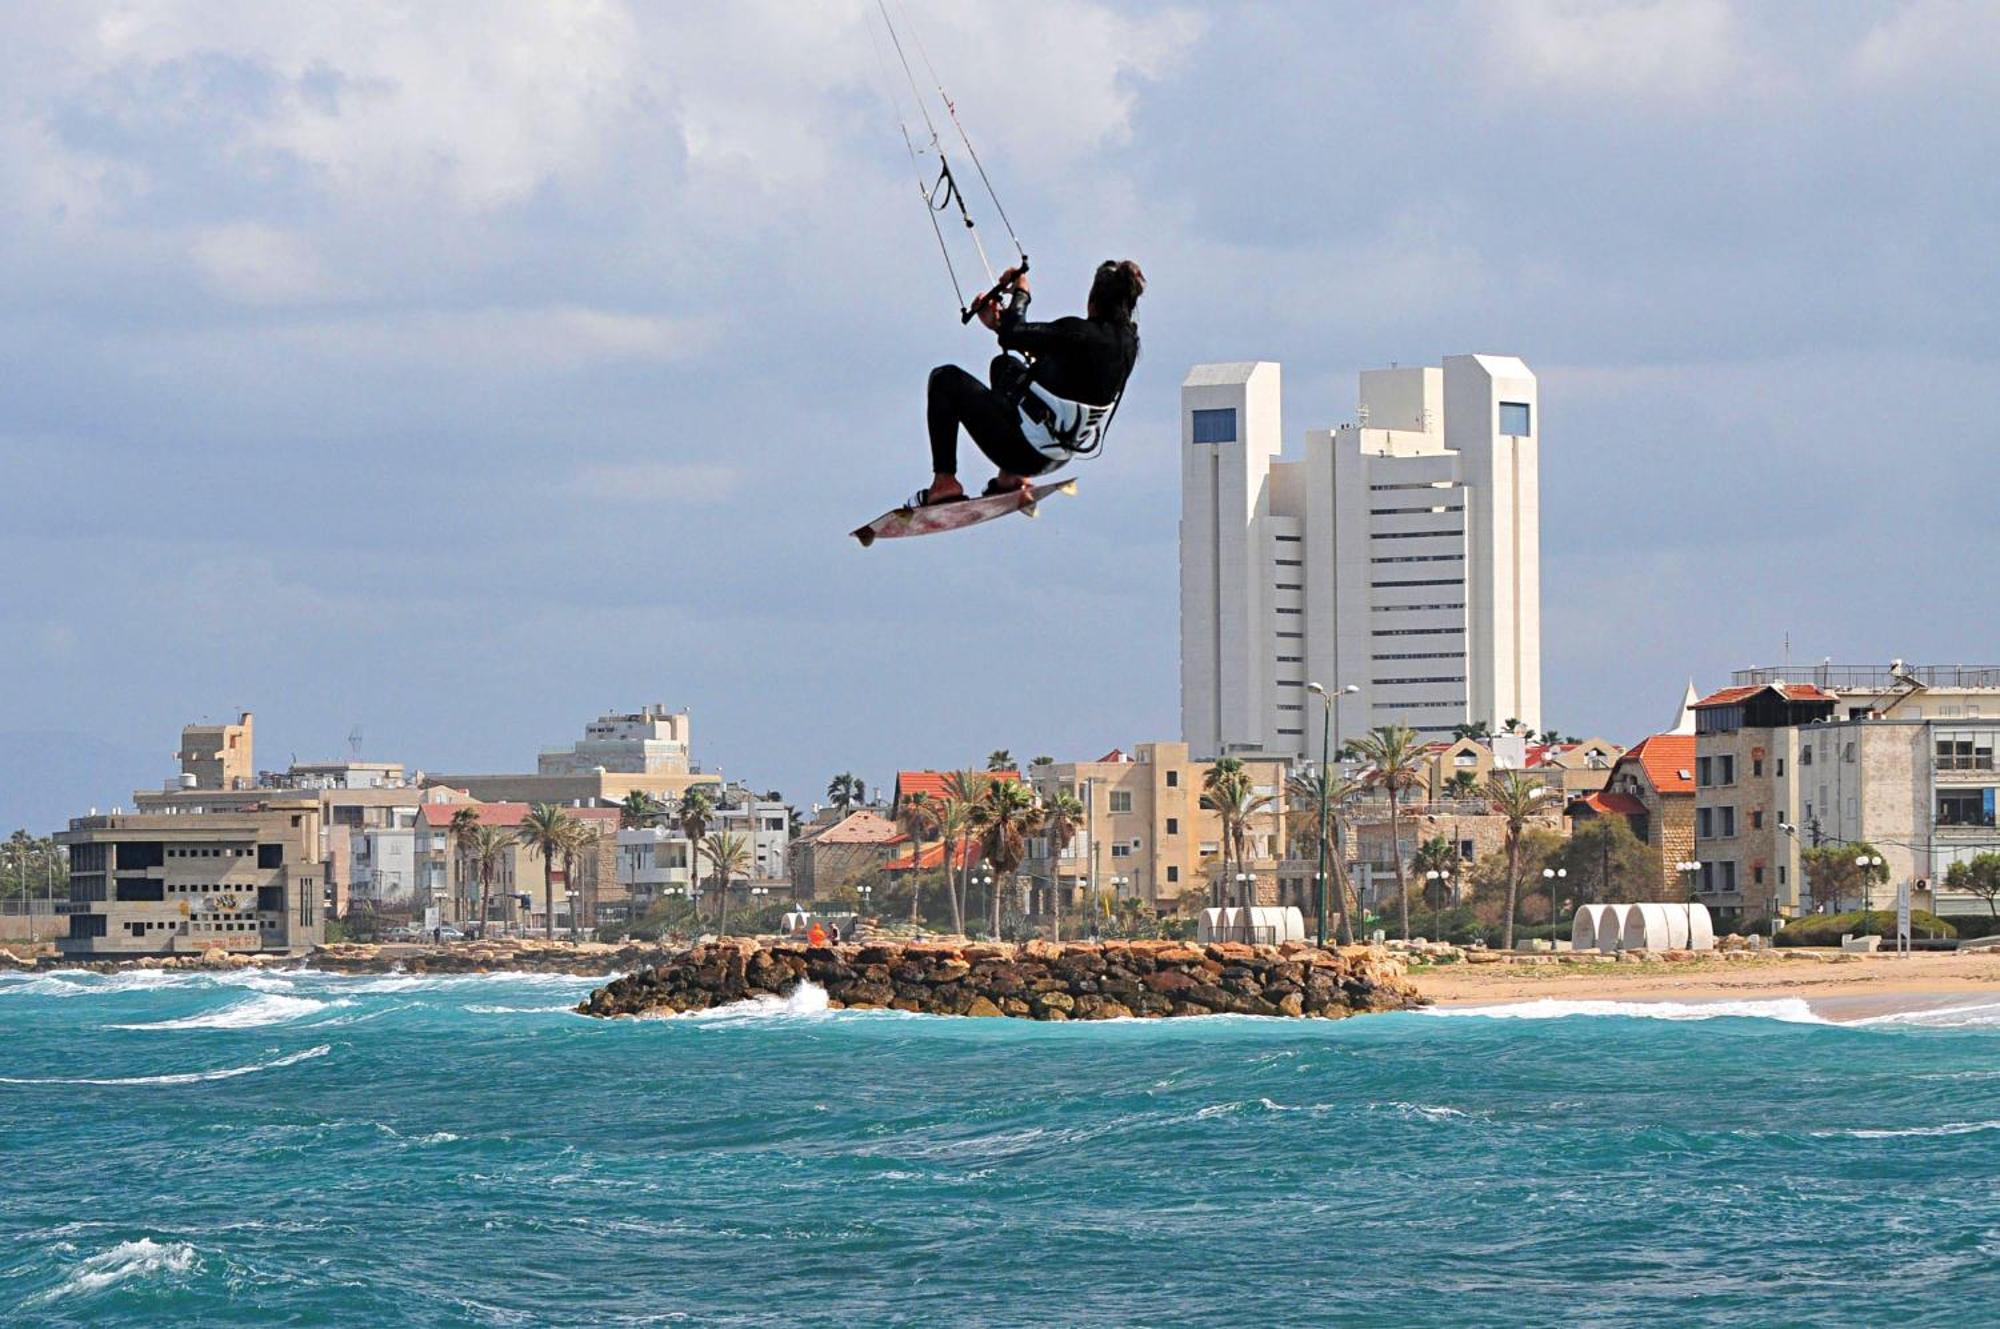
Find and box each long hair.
[1089,259,1145,327]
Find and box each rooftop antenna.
[348,724,364,760]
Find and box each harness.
[994,349,1128,470]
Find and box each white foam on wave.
[665,980,835,1023]
[1423,997,1829,1024]
[0,1044,331,1086]
[465,1003,581,1015]
[346,970,616,994]
[109,993,343,1031]
[31,1238,199,1303]
[1812,1119,2000,1140]
[1851,999,2000,1029]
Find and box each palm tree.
[932,789,971,935]
[1446,770,1483,800]
[895,792,940,925]
[1352,724,1425,941]
[970,778,1043,940]
[942,770,988,935]
[1202,758,1275,916]
[1487,770,1552,950]
[1412,835,1458,923]
[447,806,481,917]
[470,826,510,936]
[679,786,715,845]
[1285,767,1365,942]
[617,790,663,829]
[826,772,864,816]
[699,832,751,935]
[986,750,1013,772]
[516,804,577,941]
[1040,788,1085,941]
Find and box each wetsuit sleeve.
[996,304,1096,360]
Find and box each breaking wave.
[109,994,342,1031]
[29,1238,199,1304]
[0,1044,331,1086]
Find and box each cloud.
[1479,0,1747,101]
[189,222,331,304]
[1849,1,2000,85]
[249,306,714,371]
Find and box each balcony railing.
[1733,664,2000,691]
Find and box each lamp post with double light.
[1541,866,1568,944]
[1854,855,1884,934]
[1676,860,1701,949]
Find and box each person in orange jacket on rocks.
[807,922,828,946]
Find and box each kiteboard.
[851,479,1076,548]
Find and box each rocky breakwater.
[578,938,1425,1020]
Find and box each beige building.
[1688,681,1839,921]
[1024,743,1288,911]
[787,811,901,902]
[1415,734,1620,800]
[134,778,427,918]
[426,705,715,808]
[413,800,621,933]
[177,712,254,791]
[57,799,326,957]
[1572,732,1698,897]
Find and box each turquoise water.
[5,970,2000,1327]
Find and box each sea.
[4,968,2000,1327]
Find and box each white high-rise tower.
[1180,354,1542,760]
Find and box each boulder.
[965,995,1004,1017]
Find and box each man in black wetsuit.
[912,258,1143,507]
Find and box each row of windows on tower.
[1189,402,1528,442]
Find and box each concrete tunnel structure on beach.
[1570,902,1715,953]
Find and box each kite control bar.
[962,255,1029,324]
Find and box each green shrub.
[1776,909,1956,947]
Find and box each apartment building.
[1691,667,2000,921]
[1024,744,1289,911]
[134,768,426,916]
[413,801,621,932]
[56,800,325,957]
[1181,355,1542,762]
[614,826,696,921]
[426,706,716,808]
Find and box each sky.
[3,0,1997,830]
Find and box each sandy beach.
[1412,949,2000,1020]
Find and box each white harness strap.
[1018,382,1113,467]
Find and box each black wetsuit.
[927,288,1138,478]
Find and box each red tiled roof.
[1575,790,1648,818]
[893,770,1021,805]
[1693,683,1834,708]
[883,839,982,872]
[1096,749,1126,764]
[417,802,621,830]
[1615,735,1696,795]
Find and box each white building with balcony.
[1181,355,1542,761]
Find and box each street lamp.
[1541,867,1568,943]
[1854,855,1884,933]
[1424,868,1448,940]
[750,884,771,936]
[1307,681,1361,949]
[1676,860,1702,950]
[564,888,579,942]
[1109,875,1130,938]
[971,872,993,939]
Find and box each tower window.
[1499,402,1531,435]
[1191,408,1237,444]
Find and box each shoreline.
[1411,950,2000,1021]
